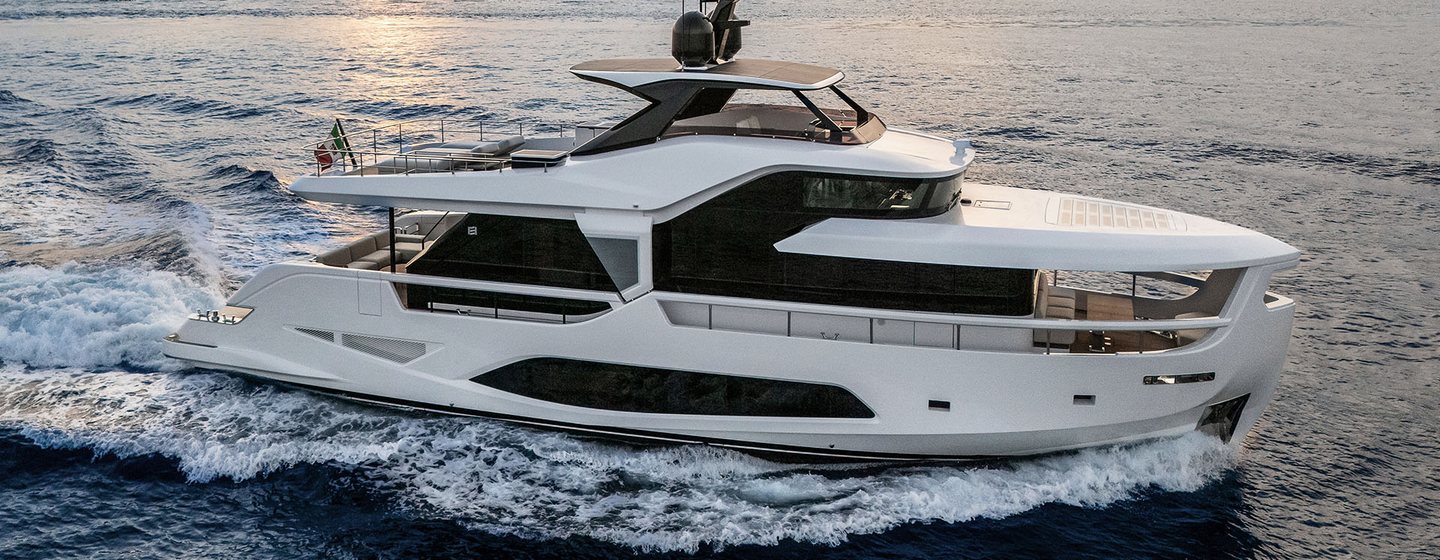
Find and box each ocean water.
[0,0,1437,557]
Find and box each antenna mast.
[700,0,749,63]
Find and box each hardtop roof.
[570,58,844,90]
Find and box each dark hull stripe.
[235,374,1001,463]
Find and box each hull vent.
[341,333,426,363]
[296,327,335,342]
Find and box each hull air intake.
[340,333,427,363]
[295,327,336,342]
[1197,394,1250,442]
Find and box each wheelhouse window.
[800,174,960,215]
[664,85,884,144]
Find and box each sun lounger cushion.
[443,135,525,155]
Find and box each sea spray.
[0,367,1235,553]
[0,263,218,370]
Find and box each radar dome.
[671,11,714,69]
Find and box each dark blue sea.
[1,1,1437,557]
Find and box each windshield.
[664,85,884,144]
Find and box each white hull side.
[165,263,1294,459]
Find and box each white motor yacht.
[164,1,1299,460]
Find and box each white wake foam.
[0,263,217,370]
[0,367,1236,553]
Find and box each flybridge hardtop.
[569,58,845,89]
[568,57,884,155]
[167,0,1300,461]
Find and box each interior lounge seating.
[1033,272,1078,346]
[1172,311,1212,345]
[318,232,405,270]
[316,213,463,270]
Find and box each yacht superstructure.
[163,2,1298,460]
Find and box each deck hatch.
[1049,197,1186,231]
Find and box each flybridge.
[302,61,888,177]
[302,0,891,175]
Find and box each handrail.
[300,118,523,150]
[1133,270,1207,289]
[349,265,623,304]
[303,117,566,177]
[654,292,1232,331]
[310,148,515,176]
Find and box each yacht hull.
[164,263,1294,461]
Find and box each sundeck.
[164,0,1298,460]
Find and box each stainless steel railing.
[301,118,556,177]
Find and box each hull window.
[473,358,875,418]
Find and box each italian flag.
[313,118,356,171]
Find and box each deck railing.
[302,118,557,177]
[655,292,1232,356]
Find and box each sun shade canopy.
[570,58,844,90]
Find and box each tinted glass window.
[662,86,884,145]
[405,285,612,317]
[474,358,874,418]
[407,214,618,291]
[801,175,959,213]
[701,171,957,216]
[587,237,640,290]
[654,171,1033,315]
